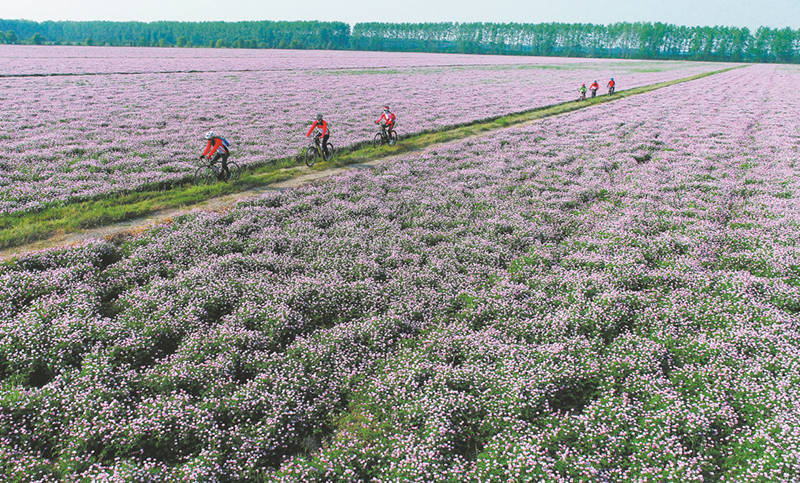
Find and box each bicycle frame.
[378,123,396,140]
[310,134,324,153]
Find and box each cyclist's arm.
[321,120,328,135]
[306,121,318,137]
[201,140,213,157]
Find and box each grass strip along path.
[0,66,741,254]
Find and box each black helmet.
[316,113,323,121]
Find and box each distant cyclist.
[608,78,616,95]
[375,105,396,135]
[590,80,599,98]
[200,131,230,179]
[306,113,330,157]
[579,83,587,101]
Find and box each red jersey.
[201,138,227,157]
[306,119,329,136]
[377,111,396,126]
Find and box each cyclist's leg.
[211,153,223,177]
[221,151,230,177]
[322,133,330,155]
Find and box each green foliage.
[0,20,351,50]
[351,22,799,63]
[0,19,799,63]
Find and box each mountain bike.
[304,133,335,167]
[194,156,241,184]
[373,123,398,147]
[608,85,616,95]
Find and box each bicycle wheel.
[373,132,384,148]
[323,142,335,162]
[226,161,241,182]
[388,130,398,146]
[194,165,216,185]
[304,146,318,167]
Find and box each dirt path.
[0,67,739,262]
[0,149,433,261]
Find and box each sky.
[3,0,797,31]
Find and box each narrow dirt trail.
[0,150,425,261]
[0,67,740,262]
[1,119,514,261]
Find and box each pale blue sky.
[3,0,796,30]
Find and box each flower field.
[1,45,651,76]
[1,63,798,480]
[0,47,726,215]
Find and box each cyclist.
[590,80,599,98]
[608,77,616,95]
[375,105,396,138]
[306,113,330,157]
[200,131,230,179]
[579,83,587,101]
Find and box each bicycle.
[304,133,335,167]
[194,156,241,184]
[372,123,398,148]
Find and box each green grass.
[0,166,302,249]
[0,66,741,251]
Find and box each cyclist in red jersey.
[590,80,599,98]
[306,113,330,157]
[200,130,230,178]
[375,105,396,137]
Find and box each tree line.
[1,19,799,63]
[352,22,800,63]
[0,20,350,50]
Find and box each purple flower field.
[2,45,637,76]
[1,47,725,215]
[1,64,798,480]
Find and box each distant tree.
[5,30,17,44]
[30,32,44,45]
[176,35,187,47]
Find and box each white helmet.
[204,131,215,140]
